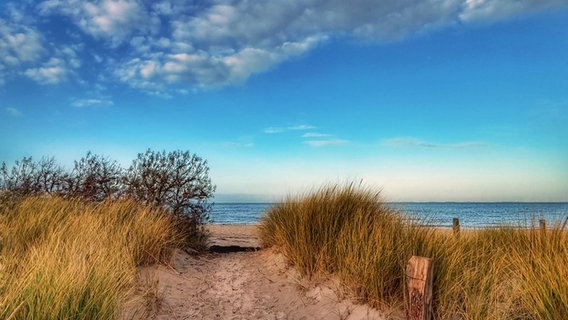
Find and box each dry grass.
[259,183,568,319]
[0,196,184,320]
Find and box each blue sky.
[1,0,567,202]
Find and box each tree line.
[0,149,215,230]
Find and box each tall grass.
[259,184,568,319]
[0,196,184,320]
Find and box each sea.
[210,202,568,228]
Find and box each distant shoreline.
[210,202,568,227]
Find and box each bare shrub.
[0,157,67,198]
[124,149,215,219]
[1,149,215,250]
[123,149,215,249]
[65,152,123,201]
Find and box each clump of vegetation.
[124,149,215,251]
[0,196,185,319]
[259,183,568,319]
[0,150,215,318]
[1,149,215,249]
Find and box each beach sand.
[207,224,262,247]
[122,224,390,319]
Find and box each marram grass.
[259,184,568,319]
[0,196,184,320]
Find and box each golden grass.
[0,196,184,320]
[259,184,568,319]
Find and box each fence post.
[406,256,434,320]
[539,219,546,237]
[452,218,460,237]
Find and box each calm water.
[210,202,568,227]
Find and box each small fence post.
[452,218,460,237]
[406,256,434,320]
[539,219,546,237]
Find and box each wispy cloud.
[288,124,316,131]
[263,127,284,134]
[264,124,315,134]
[302,131,349,147]
[71,98,114,108]
[0,17,46,85]
[24,57,70,85]
[382,137,487,148]
[302,132,332,138]
[460,0,567,22]
[264,125,349,147]
[5,107,22,117]
[304,139,349,147]
[0,20,45,65]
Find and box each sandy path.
[124,225,388,320]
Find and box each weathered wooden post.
[452,218,460,237]
[406,256,434,320]
[539,219,546,237]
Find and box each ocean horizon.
[210,202,568,227]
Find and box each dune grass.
[259,184,568,319]
[0,196,184,320]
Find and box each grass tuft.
[0,196,184,320]
[259,183,568,319]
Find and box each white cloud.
[0,19,45,67]
[114,35,324,90]
[3,0,567,91]
[24,57,69,84]
[39,0,160,46]
[302,132,332,138]
[264,127,284,134]
[265,125,348,147]
[301,129,349,147]
[152,2,174,16]
[264,124,315,134]
[71,98,114,108]
[305,138,349,147]
[0,13,86,86]
[118,0,566,92]
[288,124,316,131]
[460,0,568,22]
[382,137,487,148]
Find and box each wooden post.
[406,256,434,320]
[539,219,546,237]
[452,218,460,237]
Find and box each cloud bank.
[1,0,566,93]
[382,137,487,148]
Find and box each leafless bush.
[65,152,123,201]
[124,149,215,221]
[0,157,67,197]
[2,150,215,248]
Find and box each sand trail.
[124,225,388,320]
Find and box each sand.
[122,224,389,320]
